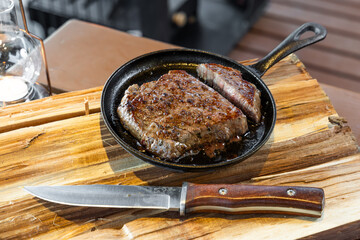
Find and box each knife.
[24,182,325,218]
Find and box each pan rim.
[100,48,276,171]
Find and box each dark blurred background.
[24,0,268,55]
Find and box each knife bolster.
[180,182,188,216]
[184,183,325,217]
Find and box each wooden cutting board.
[0,54,358,240]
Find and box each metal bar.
[18,0,52,96]
[30,34,52,96]
[18,0,29,32]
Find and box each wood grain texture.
[320,83,360,142]
[0,54,359,239]
[72,154,360,240]
[0,87,102,133]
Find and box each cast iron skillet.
[101,22,327,171]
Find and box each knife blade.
[24,182,325,217]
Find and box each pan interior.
[101,50,275,170]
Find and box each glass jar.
[0,0,44,106]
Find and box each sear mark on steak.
[197,63,262,123]
[117,70,248,160]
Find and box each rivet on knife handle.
[182,182,325,218]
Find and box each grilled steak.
[118,70,248,160]
[197,63,262,123]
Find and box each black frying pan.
[101,22,327,171]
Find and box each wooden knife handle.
[182,183,324,218]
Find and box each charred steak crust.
[197,63,262,123]
[118,70,248,160]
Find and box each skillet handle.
[249,22,327,77]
